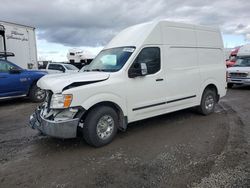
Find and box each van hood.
[227,67,250,73]
[37,72,110,93]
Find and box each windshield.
[80,47,135,72]
[233,57,250,67]
[64,64,79,70]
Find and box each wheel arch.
[80,101,127,131]
[202,83,219,102]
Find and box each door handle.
[156,78,164,81]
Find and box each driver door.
[126,46,167,122]
[0,60,26,97]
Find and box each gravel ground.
[0,87,249,188]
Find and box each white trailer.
[0,20,38,69]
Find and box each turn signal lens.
[63,95,73,108]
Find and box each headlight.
[50,94,73,109]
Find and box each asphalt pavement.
[0,87,249,188]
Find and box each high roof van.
[29,20,227,147]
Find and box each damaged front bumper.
[29,107,80,139]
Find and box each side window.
[48,64,65,72]
[58,65,65,72]
[48,64,57,70]
[133,47,160,75]
[0,60,12,72]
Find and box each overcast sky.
[1,0,250,61]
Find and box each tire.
[197,89,216,115]
[227,83,233,89]
[83,106,118,147]
[29,84,46,103]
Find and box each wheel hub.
[96,115,114,140]
[205,95,214,111]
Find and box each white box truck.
[0,20,38,69]
[29,20,227,147]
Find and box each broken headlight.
[50,94,73,109]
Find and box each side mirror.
[9,67,22,74]
[128,63,148,78]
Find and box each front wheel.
[29,84,46,103]
[83,106,118,147]
[197,89,216,115]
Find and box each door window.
[0,60,12,72]
[132,47,160,75]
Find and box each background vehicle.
[226,55,237,68]
[67,48,94,69]
[0,56,46,102]
[227,44,250,88]
[0,20,38,69]
[40,62,79,74]
[30,20,226,147]
[225,46,242,68]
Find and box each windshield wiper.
[90,69,105,72]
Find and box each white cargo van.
[29,21,226,147]
[227,44,250,88]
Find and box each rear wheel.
[29,84,46,103]
[197,89,217,115]
[83,106,118,147]
[227,83,233,89]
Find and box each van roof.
[0,20,35,29]
[105,20,222,49]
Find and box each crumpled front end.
[29,91,84,138]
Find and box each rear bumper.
[29,108,79,139]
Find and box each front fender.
[80,93,127,116]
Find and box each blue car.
[0,59,47,102]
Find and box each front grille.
[229,72,248,78]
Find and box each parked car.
[40,62,79,74]
[227,44,250,88]
[0,58,47,102]
[29,20,226,147]
[227,57,250,88]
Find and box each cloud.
[1,0,250,47]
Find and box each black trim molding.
[132,95,196,111]
[62,78,108,91]
[133,102,166,111]
[167,95,196,104]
